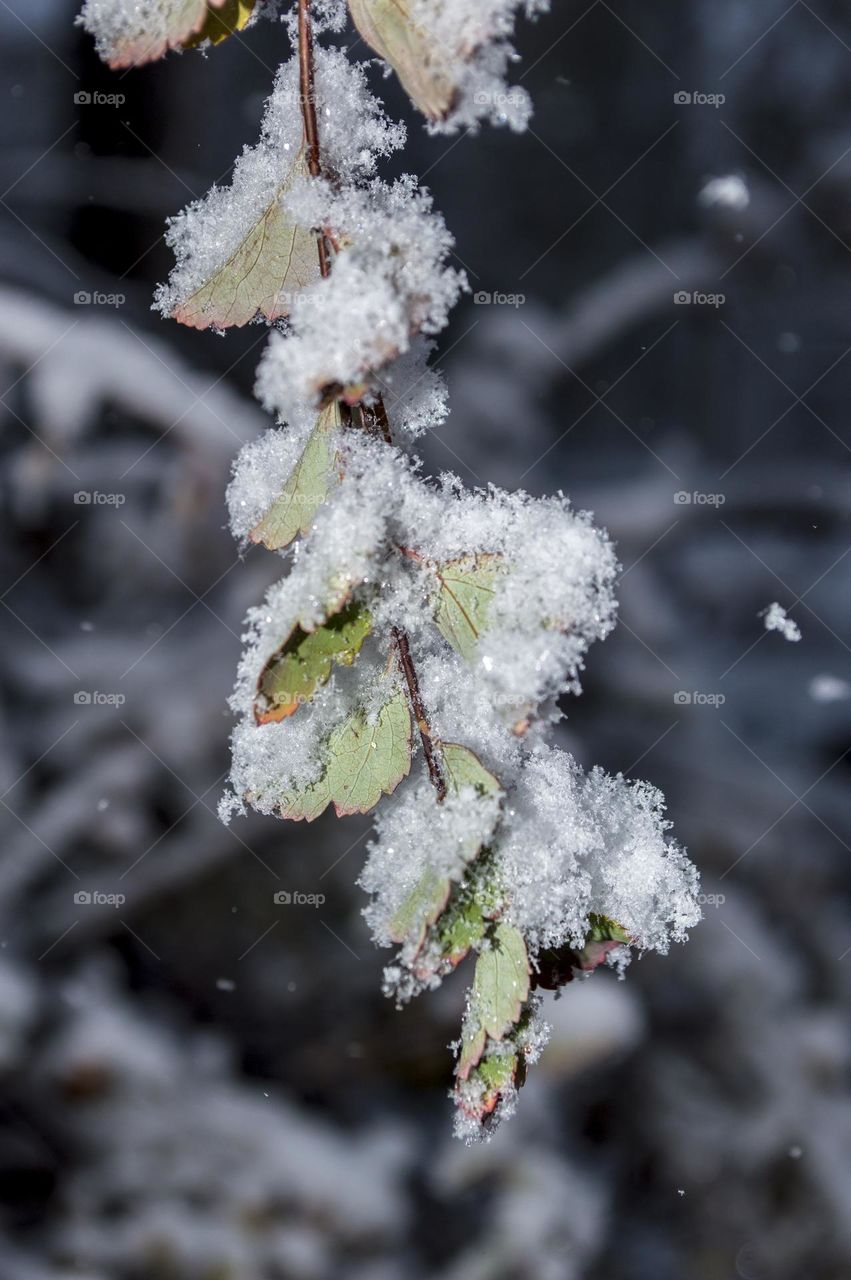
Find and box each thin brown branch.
[296,0,441,798]
[392,625,447,801]
[361,398,393,445]
[297,0,330,278]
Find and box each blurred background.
[1,1,850,1276]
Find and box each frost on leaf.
[255,600,371,724]
[170,146,319,330]
[457,922,530,1080]
[156,51,406,337]
[348,0,458,122]
[388,743,503,957]
[278,683,412,820]
[249,401,343,550]
[78,0,259,69]
[347,0,546,133]
[430,554,508,662]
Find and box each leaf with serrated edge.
[431,554,508,662]
[279,685,412,821]
[250,402,343,551]
[255,601,371,724]
[388,743,502,950]
[347,0,458,121]
[86,0,254,69]
[458,923,530,1080]
[171,146,321,330]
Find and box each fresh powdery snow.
[92,0,704,1139]
[763,602,802,642]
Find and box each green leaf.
[250,402,343,551]
[254,601,371,724]
[170,146,322,330]
[347,0,458,121]
[388,744,502,954]
[431,554,508,662]
[586,912,631,944]
[279,684,412,821]
[86,0,259,69]
[186,0,258,48]
[454,1002,536,1128]
[458,922,530,1080]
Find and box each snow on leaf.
[249,401,343,551]
[388,743,503,954]
[532,914,632,990]
[169,146,321,330]
[387,865,450,948]
[279,684,412,821]
[431,554,508,661]
[79,0,258,69]
[458,922,530,1080]
[348,0,458,122]
[254,600,372,724]
[453,999,544,1136]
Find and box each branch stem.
[297,0,329,278]
[392,626,447,801]
[296,0,443,799]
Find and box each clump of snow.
[497,750,700,958]
[763,601,801,642]
[256,175,464,419]
[409,0,551,134]
[699,174,750,210]
[155,49,406,325]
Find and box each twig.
[392,626,447,800]
[297,0,329,278]
[295,0,444,800]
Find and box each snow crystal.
[763,602,801,642]
[496,749,700,957]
